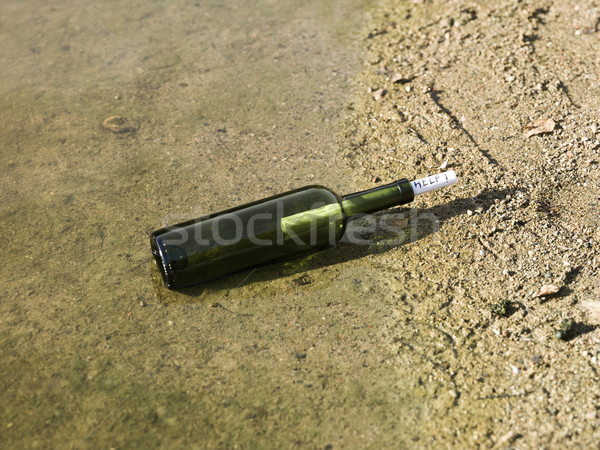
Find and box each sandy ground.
[339,0,600,446]
[1,0,600,448]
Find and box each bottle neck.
[341,179,414,218]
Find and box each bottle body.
[151,178,416,289]
[151,186,346,289]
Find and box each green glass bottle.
[150,171,457,289]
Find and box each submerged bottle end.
[411,170,457,196]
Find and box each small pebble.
[390,73,414,83]
[533,284,560,298]
[372,88,386,100]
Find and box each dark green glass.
[151,179,414,289]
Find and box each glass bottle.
[150,171,456,289]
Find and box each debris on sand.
[102,115,138,133]
[523,117,555,139]
[555,318,575,340]
[533,284,561,298]
[490,299,512,317]
[372,88,386,101]
[390,73,415,84]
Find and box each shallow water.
[0,0,406,447]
